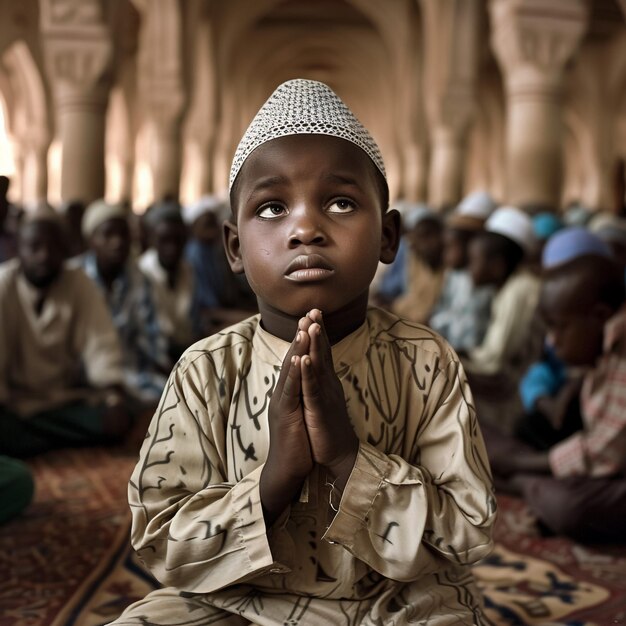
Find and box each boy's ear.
[380,208,401,264]
[223,219,245,274]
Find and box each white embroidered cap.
[229,79,386,191]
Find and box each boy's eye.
[257,204,287,219]
[327,199,355,214]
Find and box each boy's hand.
[300,310,358,490]
[260,320,314,524]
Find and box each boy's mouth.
[285,254,334,282]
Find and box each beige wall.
[0,0,625,213]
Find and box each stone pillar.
[41,0,112,204]
[489,0,588,208]
[137,0,186,201]
[421,0,481,210]
[21,138,49,204]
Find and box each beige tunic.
[0,259,123,416]
[124,308,496,625]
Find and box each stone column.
[137,0,186,201]
[489,0,588,208]
[41,0,112,204]
[421,0,481,210]
[21,138,49,204]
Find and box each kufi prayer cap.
[485,205,536,254]
[182,195,229,226]
[229,79,386,191]
[455,190,497,220]
[542,227,612,270]
[82,199,127,239]
[532,212,563,242]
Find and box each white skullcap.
[456,191,497,220]
[182,195,229,225]
[229,79,386,191]
[82,200,127,239]
[485,205,536,254]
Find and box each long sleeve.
[324,348,496,581]
[128,345,282,593]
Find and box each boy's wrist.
[324,442,359,493]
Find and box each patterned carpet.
[1,447,625,626]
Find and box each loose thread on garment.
[325,478,340,512]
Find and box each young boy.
[489,253,626,542]
[462,206,543,433]
[112,79,495,625]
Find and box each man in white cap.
[462,205,543,433]
[75,200,169,405]
[111,78,495,626]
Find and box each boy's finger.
[301,355,323,413]
[276,330,308,394]
[298,315,313,334]
[308,323,323,370]
[281,355,302,413]
[308,320,333,372]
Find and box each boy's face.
[90,217,131,272]
[225,134,398,318]
[539,277,604,366]
[19,221,65,289]
[152,220,187,272]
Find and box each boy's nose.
[288,208,326,247]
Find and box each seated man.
[387,205,445,324]
[489,252,626,543]
[183,195,257,336]
[0,208,128,458]
[139,201,195,361]
[429,199,495,352]
[462,206,543,433]
[75,200,169,405]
